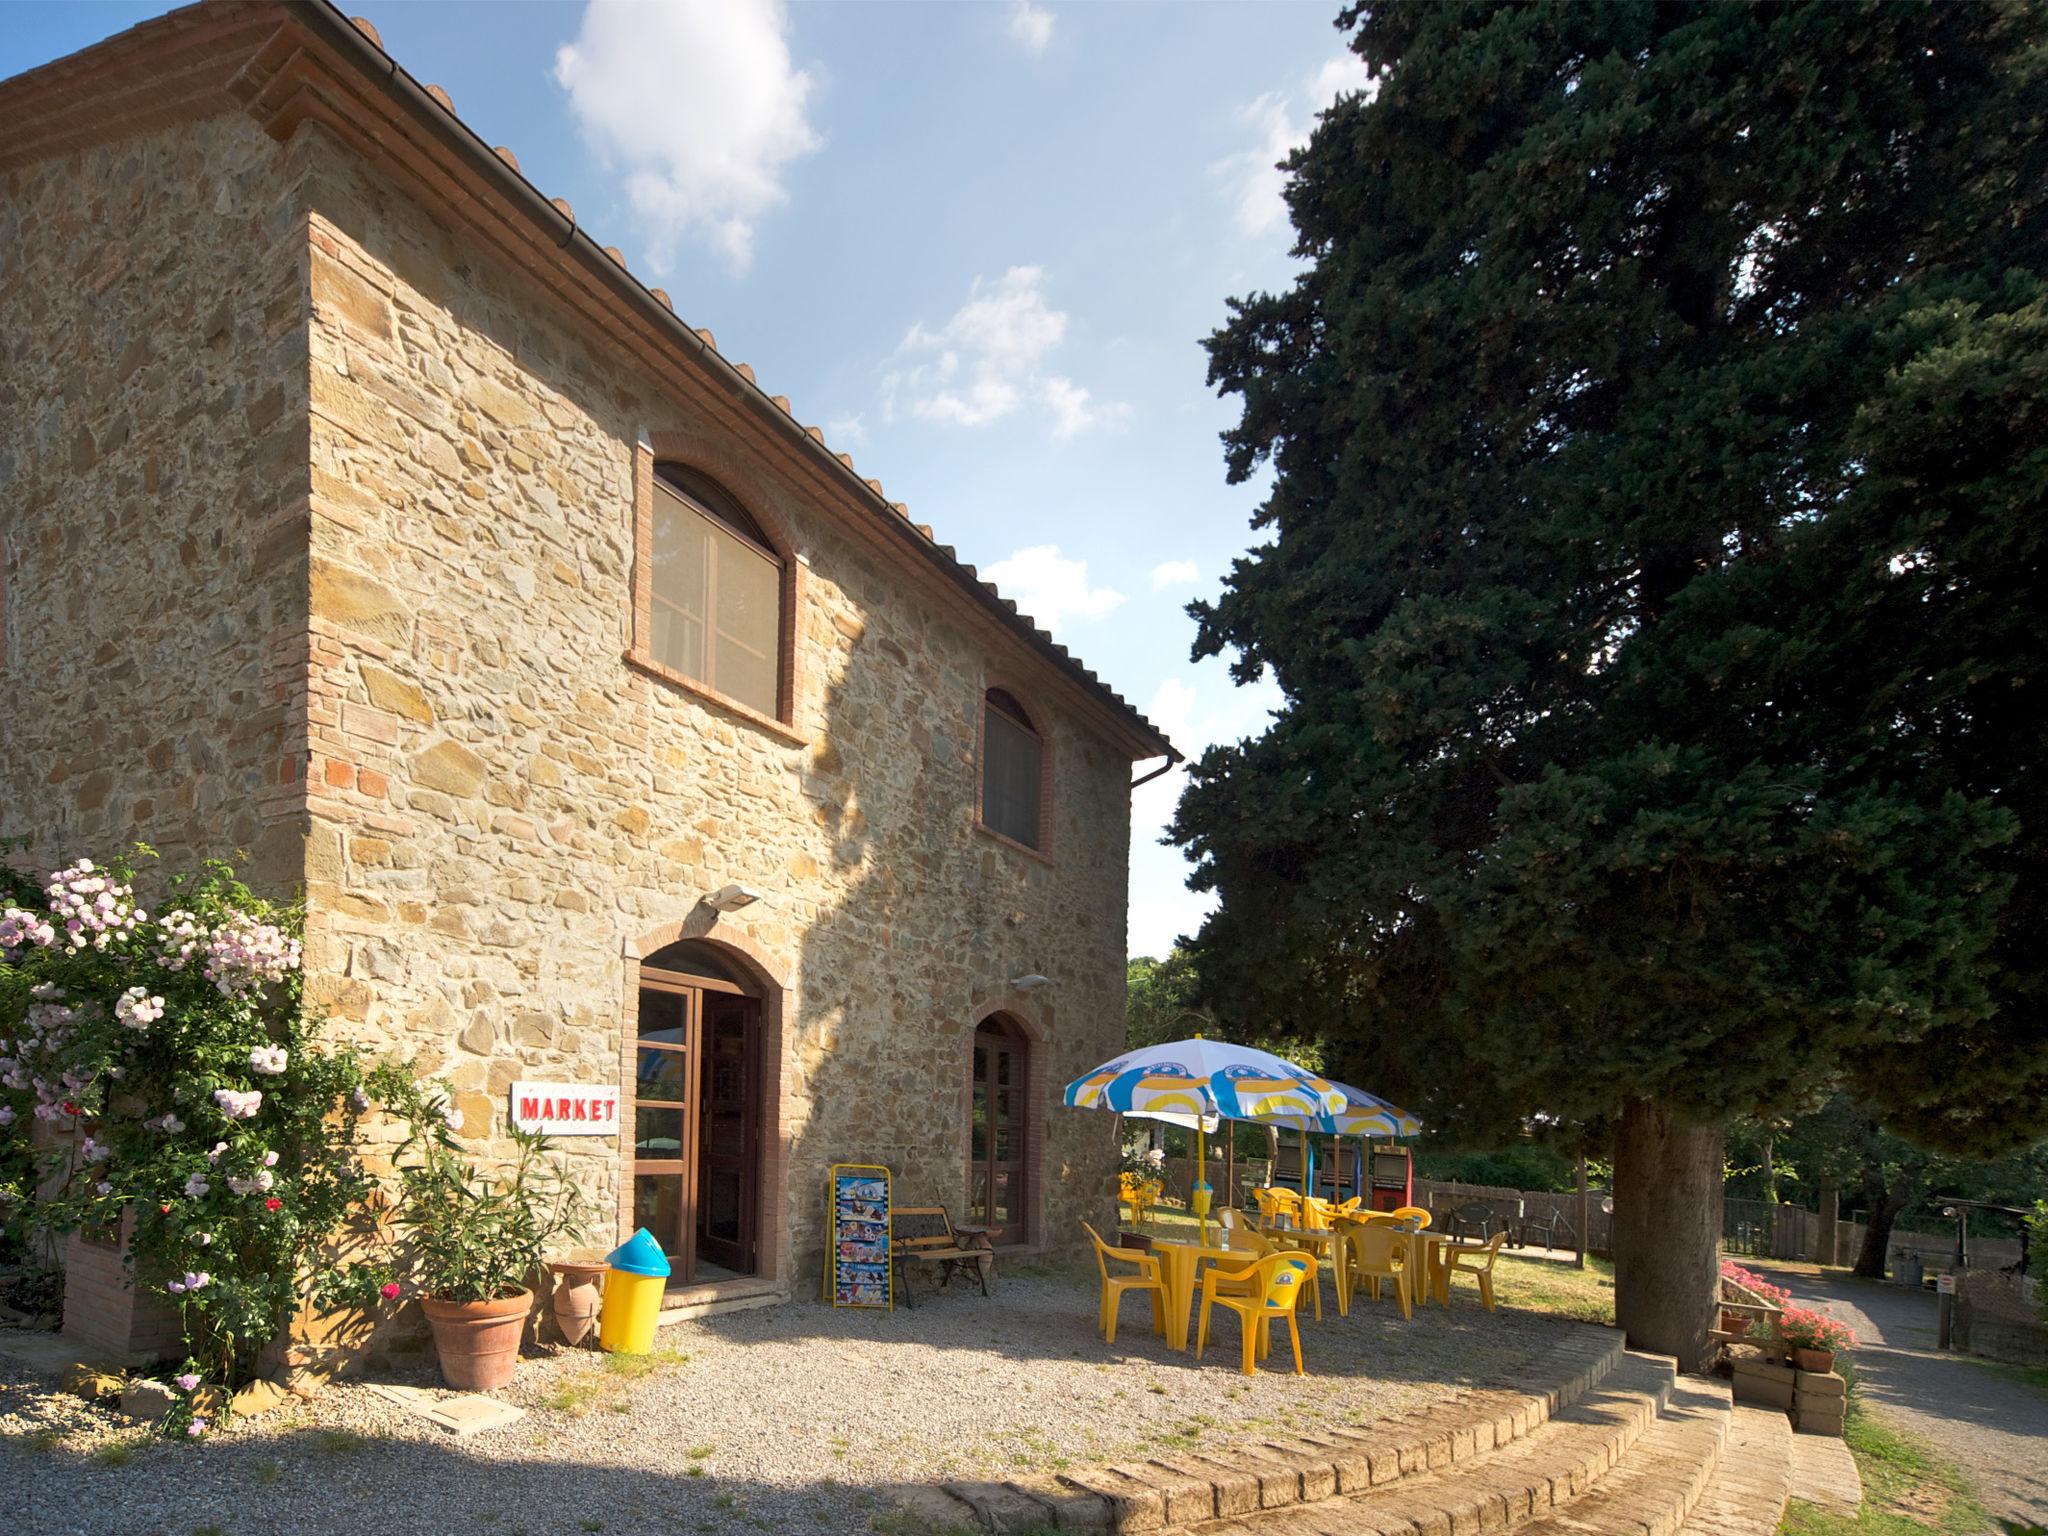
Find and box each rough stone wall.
[0,115,312,893]
[296,132,1127,1289]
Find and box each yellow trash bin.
[597,1227,670,1354]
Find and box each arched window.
[967,1014,1031,1245]
[648,466,783,718]
[979,687,1044,849]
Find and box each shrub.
[0,848,377,1408]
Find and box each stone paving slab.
[1785,1427,1860,1516]
[363,1379,525,1436]
[1680,1402,1793,1536]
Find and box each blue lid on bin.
[605,1227,672,1278]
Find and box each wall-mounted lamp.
[704,884,764,913]
[1009,973,1052,991]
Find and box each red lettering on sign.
[573,1098,588,1121]
[519,1097,539,1121]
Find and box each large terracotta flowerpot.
[421,1289,532,1391]
[1792,1346,1835,1374]
[546,1260,609,1347]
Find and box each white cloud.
[1214,53,1378,239]
[1150,559,1199,591]
[825,412,868,447]
[882,267,1126,440]
[554,0,819,273]
[1007,0,1055,55]
[982,545,1125,635]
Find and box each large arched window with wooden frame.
[644,465,785,720]
[978,687,1046,851]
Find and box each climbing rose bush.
[0,848,377,1418]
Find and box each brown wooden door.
[968,1018,1029,1245]
[631,981,698,1280]
[696,992,759,1274]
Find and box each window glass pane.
[637,990,687,1047]
[982,706,1042,846]
[634,1106,685,1159]
[710,518,779,715]
[637,1047,689,1102]
[635,1173,684,1261]
[651,479,781,716]
[651,491,708,680]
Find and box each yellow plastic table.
[1402,1229,1455,1307]
[1149,1238,1237,1351]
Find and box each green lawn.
[1779,1396,1987,1536]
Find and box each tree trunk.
[1853,1173,1909,1278]
[1611,1099,1723,1374]
[1574,1156,1590,1271]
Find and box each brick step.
[921,1325,1624,1534]
[1178,1349,1684,1536]
[1495,1376,1731,1536]
[1674,1404,1792,1536]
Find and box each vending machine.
[1368,1146,1413,1212]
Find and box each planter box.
[63,1219,185,1365]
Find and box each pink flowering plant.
[0,847,379,1422]
[1774,1305,1857,1355]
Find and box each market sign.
[510,1081,620,1136]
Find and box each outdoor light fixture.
[704,884,764,913]
[1009,974,1052,991]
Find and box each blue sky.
[5,1,1370,959]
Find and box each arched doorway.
[634,940,762,1280]
[967,1014,1032,1245]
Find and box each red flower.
[160,1203,174,1214]
[264,1197,283,1212]
[62,1101,79,1116]
[380,1282,401,1301]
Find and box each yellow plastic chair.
[1391,1205,1432,1229]
[1217,1225,1324,1321]
[1338,1222,1412,1319]
[1445,1231,1508,1311]
[1332,1196,1364,1219]
[1196,1251,1312,1376]
[1083,1223,1165,1343]
[1301,1196,1334,1232]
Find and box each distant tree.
[1178,1,2048,1369]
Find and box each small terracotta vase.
[422,1288,532,1392]
[1793,1346,1835,1374]
[547,1259,609,1347]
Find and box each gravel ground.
[1,1256,1588,1536]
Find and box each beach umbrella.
[1065,1039,1343,1229]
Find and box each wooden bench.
[891,1207,994,1307]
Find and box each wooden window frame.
[626,444,804,744]
[974,679,1054,860]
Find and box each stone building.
[0,2,1173,1312]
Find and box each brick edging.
[934,1324,1625,1533]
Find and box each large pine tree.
[1180,0,2047,1368]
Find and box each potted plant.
[1775,1305,1856,1373]
[369,1065,588,1391]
